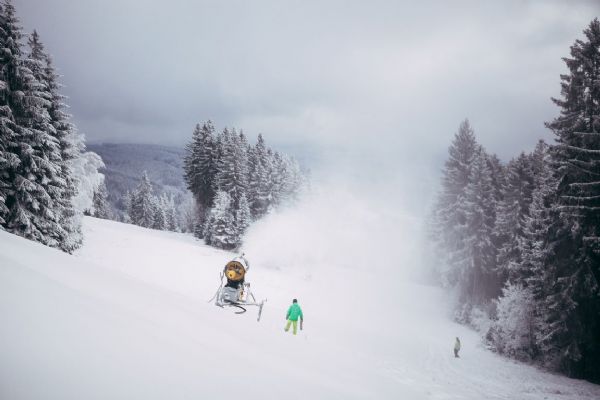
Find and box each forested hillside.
[88,143,188,220]
[429,19,600,383]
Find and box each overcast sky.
[14,0,599,192]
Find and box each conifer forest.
[429,19,600,382]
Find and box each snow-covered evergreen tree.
[429,121,502,324]
[0,1,26,227]
[193,217,204,238]
[520,141,556,288]
[71,139,104,215]
[458,146,499,310]
[214,128,248,207]
[179,193,195,233]
[0,3,65,248]
[270,151,285,206]
[541,18,600,377]
[279,154,304,201]
[511,140,560,366]
[152,200,166,230]
[129,172,155,228]
[27,30,85,251]
[183,121,216,235]
[162,193,178,231]
[487,141,558,364]
[428,19,600,381]
[23,29,67,237]
[0,4,89,252]
[233,130,250,205]
[8,18,103,252]
[203,190,236,249]
[489,282,536,361]
[123,190,133,223]
[183,122,305,248]
[92,181,111,219]
[41,50,82,249]
[495,153,534,281]
[233,192,251,247]
[486,153,505,205]
[247,134,272,218]
[430,119,479,288]
[264,148,277,212]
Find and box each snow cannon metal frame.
[212,255,266,321]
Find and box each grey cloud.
[13,0,600,210]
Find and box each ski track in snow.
[1,217,599,399]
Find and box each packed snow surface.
[1,217,599,399]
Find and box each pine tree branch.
[557,205,600,211]
[562,194,600,201]
[569,181,600,188]
[558,144,600,154]
[565,159,600,176]
[573,131,600,136]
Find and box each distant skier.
[454,337,461,358]
[284,299,304,335]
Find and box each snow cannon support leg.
[257,300,266,322]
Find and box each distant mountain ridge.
[87,143,189,218]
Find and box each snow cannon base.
[212,255,266,321]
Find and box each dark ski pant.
[454,349,460,358]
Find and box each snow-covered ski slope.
[1,217,599,400]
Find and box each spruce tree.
[486,153,505,205]
[0,1,20,226]
[203,190,236,249]
[234,192,251,247]
[215,128,248,207]
[27,30,83,251]
[489,282,536,361]
[92,181,111,219]
[152,200,166,230]
[41,37,82,251]
[280,154,303,201]
[124,190,133,223]
[161,193,177,231]
[0,2,66,248]
[182,123,305,248]
[544,18,600,379]
[233,130,249,206]
[246,143,260,215]
[129,172,155,228]
[459,146,499,309]
[248,134,271,218]
[496,153,534,281]
[521,142,556,286]
[270,151,285,205]
[183,121,216,233]
[431,119,479,288]
[516,140,559,364]
[69,132,104,216]
[264,148,276,212]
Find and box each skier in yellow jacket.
[284,299,304,335]
[454,337,461,358]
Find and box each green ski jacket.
[286,303,303,321]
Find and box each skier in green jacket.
[284,299,303,335]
